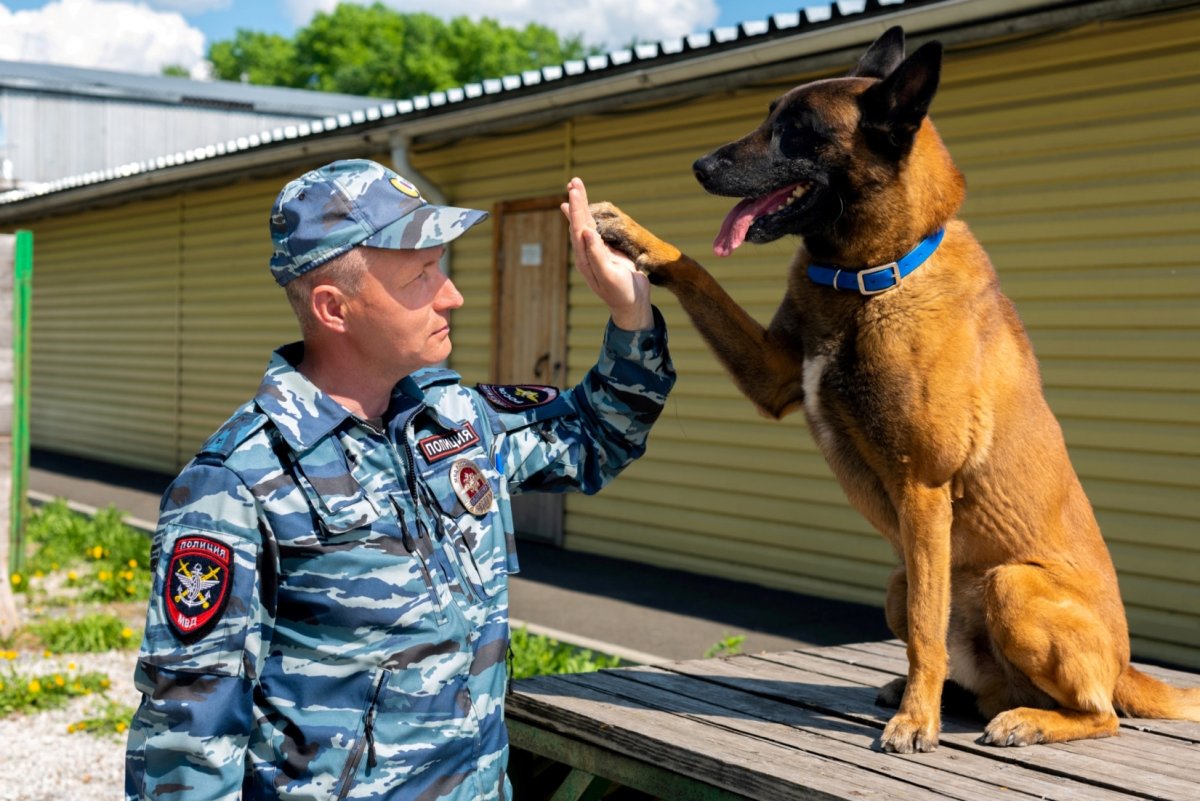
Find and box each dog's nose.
[693,155,714,186]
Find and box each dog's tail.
[1114,665,1200,720]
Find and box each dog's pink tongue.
[713,187,794,257]
[714,198,759,257]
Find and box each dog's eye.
[768,99,779,114]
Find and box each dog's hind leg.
[979,564,1122,745]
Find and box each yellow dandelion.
[51,562,60,570]
[4,650,16,660]
[121,627,134,639]
[0,681,5,691]
[90,546,103,560]
[72,682,83,692]
[116,721,127,733]
[28,679,41,694]
[68,662,77,671]
[67,570,78,581]
[54,675,65,687]
[10,573,21,586]
[126,585,136,595]
[100,678,111,688]
[128,559,138,568]
[66,723,75,733]
[43,649,52,659]
[98,571,111,582]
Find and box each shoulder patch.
[477,384,559,411]
[165,535,234,641]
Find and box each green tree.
[207,3,594,99]
[209,30,299,86]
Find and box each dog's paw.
[980,709,1046,747]
[880,712,940,754]
[589,202,639,253]
[876,677,906,708]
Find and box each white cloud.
[282,0,719,50]
[0,0,206,74]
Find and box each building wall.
[0,90,341,186]
[21,8,1200,665]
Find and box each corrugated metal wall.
[25,7,1198,665]
[30,199,183,472]
[0,90,337,186]
[416,9,1200,666]
[30,174,300,472]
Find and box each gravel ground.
[1,648,139,801]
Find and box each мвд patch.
[165,535,234,641]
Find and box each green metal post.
[9,230,31,574]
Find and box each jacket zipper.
[419,482,485,605]
[334,669,389,800]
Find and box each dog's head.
[695,27,963,259]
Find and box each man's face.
[346,244,464,377]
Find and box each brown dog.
[590,26,1200,752]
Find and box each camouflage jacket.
[125,312,674,801]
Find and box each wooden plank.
[658,654,1198,800]
[508,719,754,801]
[608,665,1146,801]
[561,669,993,801]
[815,642,1200,740]
[509,673,942,801]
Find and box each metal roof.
[0,58,385,116]
[0,0,1101,213]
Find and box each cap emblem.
[390,176,421,198]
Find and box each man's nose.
[437,274,464,310]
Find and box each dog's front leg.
[591,202,806,418]
[881,481,953,754]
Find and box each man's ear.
[310,284,350,333]
[858,40,943,158]
[850,26,906,79]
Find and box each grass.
[510,626,623,679]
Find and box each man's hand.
[561,177,653,331]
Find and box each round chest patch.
[165,535,234,641]
[450,459,494,516]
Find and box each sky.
[0,0,832,80]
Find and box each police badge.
[165,535,234,641]
[450,459,494,516]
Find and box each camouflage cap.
[268,159,488,286]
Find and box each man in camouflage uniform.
[125,159,675,800]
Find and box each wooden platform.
[507,640,1200,800]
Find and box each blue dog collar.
[808,228,945,295]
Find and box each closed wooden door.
[492,197,568,544]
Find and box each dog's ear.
[850,26,905,79]
[858,41,943,157]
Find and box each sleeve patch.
[165,535,235,642]
[477,384,559,411]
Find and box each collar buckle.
[856,261,902,295]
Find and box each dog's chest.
[801,353,836,452]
